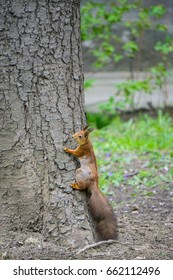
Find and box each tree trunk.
[0,0,94,249]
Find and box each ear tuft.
[82,125,94,134]
[87,127,94,133]
[82,125,89,131]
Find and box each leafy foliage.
[81,0,173,106]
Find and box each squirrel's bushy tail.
[89,188,118,240]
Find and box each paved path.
[84,72,173,111]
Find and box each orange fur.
[64,126,118,240]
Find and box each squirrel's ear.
[82,125,94,133]
[87,127,94,133]
[83,125,94,134]
[82,125,89,131]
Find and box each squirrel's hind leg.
[70,168,88,191]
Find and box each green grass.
[89,111,173,193]
[91,111,173,153]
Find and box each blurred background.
[80,0,173,113]
[79,2,173,259]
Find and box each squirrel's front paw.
[64,147,69,153]
[70,183,81,190]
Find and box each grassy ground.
[89,111,173,196]
[84,110,173,259]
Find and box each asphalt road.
[84,72,173,111]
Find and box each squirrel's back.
[89,187,118,240]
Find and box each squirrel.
[64,125,118,241]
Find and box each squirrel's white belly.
[77,156,92,180]
[79,155,90,166]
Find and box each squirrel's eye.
[78,135,82,139]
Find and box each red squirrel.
[64,126,118,240]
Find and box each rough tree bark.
[0,0,94,249]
